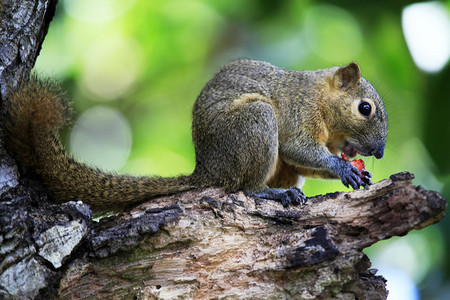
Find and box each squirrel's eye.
[358,101,372,117]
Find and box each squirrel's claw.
[361,170,373,188]
[362,170,372,178]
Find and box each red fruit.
[350,159,365,173]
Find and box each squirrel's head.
[323,62,388,159]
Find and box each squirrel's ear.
[334,62,361,90]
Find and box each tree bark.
[0,1,447,299]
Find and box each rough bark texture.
[0,1,448,299]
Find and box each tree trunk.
[0,0,59,298]
[0,1,447,299]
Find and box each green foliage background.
[35,0,450,298]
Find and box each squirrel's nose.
[371,147,384,159]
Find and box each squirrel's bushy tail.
[5,77,198,215]
[5,77,72,169]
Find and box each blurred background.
[34,0,450,299]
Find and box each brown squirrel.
[5,59,387,214]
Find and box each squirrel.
[4,59,387,215]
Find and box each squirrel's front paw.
[251,187,306,207]
[339,163,364,190]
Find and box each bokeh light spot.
[382,268,419,300]
[402,2,450,73]
[70,106,132,171]
[81,36,142,100]
[64,0,137,23]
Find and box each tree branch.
[53,172,444,299]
